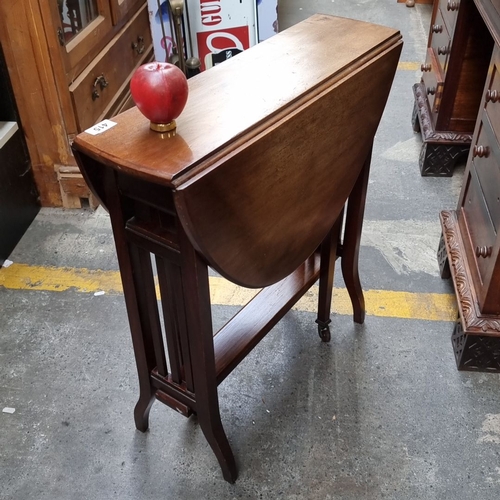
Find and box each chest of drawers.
[440,31,500,371]
[412,0,493,176]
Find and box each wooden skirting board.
[55,166,98,209]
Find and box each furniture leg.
[341,146,372,325]
[178,227,237,483]
[451,315,500,372]
[103,170,156,432]
[419,142,470,177]
[315,212,343,342]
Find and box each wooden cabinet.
[68,6,152,132]
[439,5,500,371]
[49,0,114,81]
[455,46,500,314]
[47,0,146,81]
[0,0,153,207]
[412,0,493,176]
[110,0,145,25]
[0,45,40,265]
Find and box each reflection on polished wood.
[73,14,402,482]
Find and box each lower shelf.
[214,253,321,383]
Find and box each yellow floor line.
[398,61,421,71]
[0,263,457,322]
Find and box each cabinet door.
[46,0,113,81]
[110,0,144,24]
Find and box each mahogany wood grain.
[75,15,401,186]
[73,15,402,481]
[177,214,237,483]
[102,167,156,432]
[74,15,402,287]
[175,44,400,288]
[341,144,373,324]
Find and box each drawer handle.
[132,36,145,55]
[92,75,109,101]
[427,87,436,95]
[486,89,500,103]
[432,24,443,33]
[476,246,493,258]
[472,145,490,158]
[447,1,459,11]
[437,46,449,56]
[421,63,432,72]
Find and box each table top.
[74,14,403,287]
[74,14,401,189]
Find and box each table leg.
[178,227,238,483]
[316,211,343,342]
[103,170,156,432]
[341,145,372,325]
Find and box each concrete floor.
[2,1,500,499]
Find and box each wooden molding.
[440,210,500,334]
[56,165,98,209]
[413,83,473,144]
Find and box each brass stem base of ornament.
[150,120,177,133]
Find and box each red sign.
[197,25,250,71]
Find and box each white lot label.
[85,120,117,136]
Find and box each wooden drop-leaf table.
[73,15,402,483]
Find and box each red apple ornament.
[130,62,189,133]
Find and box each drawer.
[472,117,500,231]
[429,9,451,75]
[69,4,152,132]
[461,169,497,285]
[485,48,500,139]
[421,48,445,114]
[439,0,460,37]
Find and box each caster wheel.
[318,324,331,343]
